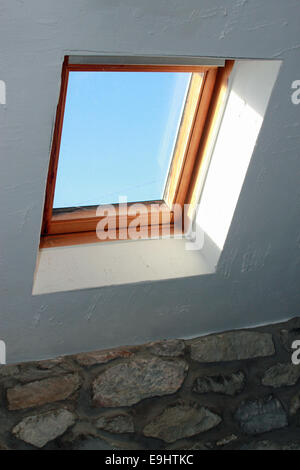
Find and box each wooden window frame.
[40,57,234,248]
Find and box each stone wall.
[0,317,300,450]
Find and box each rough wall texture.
[1,318,300,450]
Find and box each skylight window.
[41,57,233,247]
[53,71,191,208]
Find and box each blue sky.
[53,71,191,208]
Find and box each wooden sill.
[40,222,182,248]
[48,201,174,235]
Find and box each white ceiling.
[0,0,299,363]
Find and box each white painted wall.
[0,0,299,363]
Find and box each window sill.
[33,232,218,295]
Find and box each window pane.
[53,71,191,208]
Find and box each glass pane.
[53,71,191,208]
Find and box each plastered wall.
[0,1,299,363]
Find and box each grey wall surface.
[0,0,299,363]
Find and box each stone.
[279,329,291,352]
[92,357,188,407]
[75,438,115,450]
[216,434,238,446]
[262,363,300,388]
[146,339,185,357]
[190,331,275,363]
[193,371,245,396]
[166,441,209,450]
[290,392,300,415]
[96,414,134,434]
[0,365,19,377]
[12,409,76,448]
[75,347,135,366]
[234,396,288,434]
[241,440,300,450]
[7,373,81,410]
[0,442,9,450]
[241,440,280,450]
[143,403,221,443]
[279,319,300,352]
[74,436,144,451]
[36,357,64,369]
[181,442,209,450]
[13,368,55,384]
[279,442,300,450]
[16,360,75,383]
[61,422,144,450]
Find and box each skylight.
[53,71,191,208]
[41,57,229,247]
